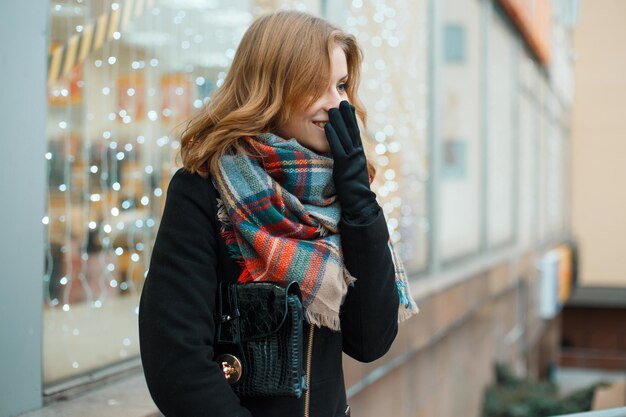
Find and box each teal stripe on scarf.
[213,133,418,329]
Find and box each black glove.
[324,100,380,224]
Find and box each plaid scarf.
[212,133,418,330]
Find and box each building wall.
[571,0,626,287]
[0,2,47,417]
[5,0,575,416]
[343,252,548,417]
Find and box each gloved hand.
[324,100,380,224]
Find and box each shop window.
[327,0,430,272]
[439,0,482,261]
[486,7,515,247]
[44,0,431,388]
[44,0,252,385]
[537,77,552,243]
[545,96,567,239]
[517,55,540,249]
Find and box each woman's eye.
[337,83,348,93]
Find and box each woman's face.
[276,45,349,153]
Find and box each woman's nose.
[322,90,344,112]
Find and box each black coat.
[139,169,399,417]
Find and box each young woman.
[139,10,417,417]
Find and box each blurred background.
[1,0,625,416]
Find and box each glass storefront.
[332,0,430,272]
[485,5,515,247]
[439,0,483,261]
[518,48,540,249]
[45,0,253,384]
[42,0,567,389]
[44,0,430,385]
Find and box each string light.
[344,0,429,269]
[43,0,429,384]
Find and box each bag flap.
[236,281,302,341]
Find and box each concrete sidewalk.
[18,373,158,417]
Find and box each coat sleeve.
[339,208,400,363]
[138,169,252,417]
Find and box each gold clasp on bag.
[216,354,242,384]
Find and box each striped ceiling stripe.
[48,0,155,87]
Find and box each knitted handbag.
[214,280,307,398]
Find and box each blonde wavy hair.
[179,10,373,176]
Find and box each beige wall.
[571,0,626,287]
[343,253,549,417]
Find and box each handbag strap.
[216,282,243,345]
[212,182,244,345]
